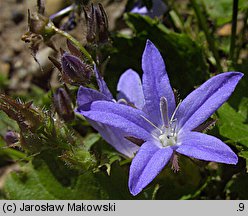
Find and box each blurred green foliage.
[204,0,248,26]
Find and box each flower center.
[159,130,177,147]
[158,96,179,147]
[141,96,180,148]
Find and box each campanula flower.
[76,65,140,157]
[77,40,243,195]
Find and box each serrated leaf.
[217,100,248,147]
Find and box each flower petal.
[129,141,173,196]
[88,119,139,157]
[117,69,145,109]
[176,72,243,131]
[142,40,175,125]
[130,6,148,14]
[77,86,111,107]
[77,101,152,140]
[94,65,113,99]
[176,131,238,164]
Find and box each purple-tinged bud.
[48,56,62,72]
[37,0,45,15]
[61,52,93,85]
[84,3,109,44]
[95,3,109,44]
[4,131,19,146]
[53,88,75,122]
[85,4,96,43]
[66,39,83,59]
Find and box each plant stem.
[49,22,94,64]
[230,0,239,64]
[235,5,247,63]
[190,0,222,72]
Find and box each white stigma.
[159,97,181,147]
[141,97,180,148]
[159,131,177,147]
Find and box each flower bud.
[95,3,109,44]
[61,52,93,85]
[84,3,109,44]
[4,131,19,146]
[53,88,75,122]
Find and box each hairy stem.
[49,22,94,64]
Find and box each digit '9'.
[239,203,244,211]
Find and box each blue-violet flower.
[76,40,243,196]
[76,65,142,158]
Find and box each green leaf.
[217,99,248,147]
[0,111,19,134]
[239,151,248,159]
[95,162,146,199]
[0,138,26,163]
[3,155,146,199]
[153,156,202,199]
[225,172,248,199]
[204,0,248,26]
[4,157,109,200]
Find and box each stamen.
[170,100,182,123]
[160,97,169,128]
[170,119,177,136]
[151,133,160,141]
[140,115,163,134]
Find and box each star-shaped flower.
[77,40,243,196]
